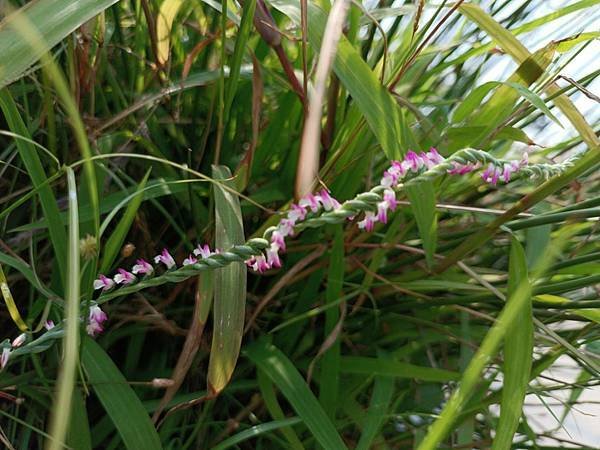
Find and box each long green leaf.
[269,0,403,160]
[0,0,120,88]
[355,375,394,450]
[493,238,532,450]
[47,167,80,450]
[81,337,162,450]
[319,227,344,417]
[208,165,246,395]
[0,90,67,283]
[419,240,533,450]
[459,3,599,149]
[245,340,348,449]
[340,357,459,382]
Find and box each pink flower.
[426,148,444,165]
[377,202,388,224]
[132,258,153,276]
[358,211,377,232]
[299,193,320,213]
[44,320,55,330]
[318,189,340,211]
[86,305,108,337]
[12,333,26,348]
[288,203,307,222]
[383,189,398,211]
[448,162,478,175]
[481,163,501,185]
[278,219,296,237]
[405,151,423,172]
[114,268,136,285]
[271,230,286,252]
[1,347,10,370]
[193,244,213,259]
[154,248,176,269]
[266,246,281,269]
[246,255,270,273]
[93,274,115,291]
[183,255,198,265]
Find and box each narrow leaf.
[81,337,162,450]
[245,340,348,449]
[493,238,532,450]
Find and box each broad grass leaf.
[245,340,347,449]
[0,0,120,88]
[208,165,246,395]
[493,238,532,450]
[81,337,162,450]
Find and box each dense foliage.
[0,0,599,449]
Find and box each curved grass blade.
[212,417,303,450]
[207,165,246,396]
[245,340,348,449]
[81,337,162,450]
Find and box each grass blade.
[318,226,344,417]
[99,170,151,274]
[269,0,403,160]
[406,182,437,267]
[355,374,394,450]
[208,165,246,395]
[492,238,532,450]
[419,238,533,450]
[245,339,348,449]
[0,0,120,88]
[0,89,67,283]
[213,417,303,450]
[47,167,80,450]
[340,357,459,382]
[81,337,162,450]
[156,0,184,66]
